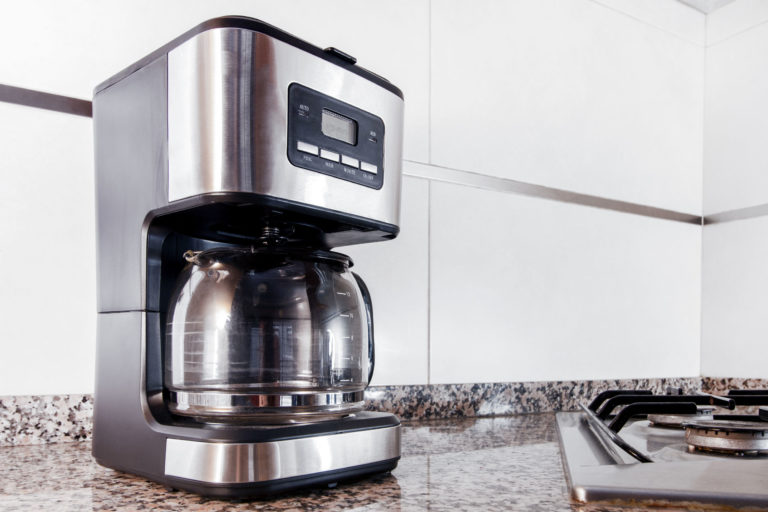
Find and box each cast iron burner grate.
[583,388,768,459]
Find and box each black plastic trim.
[94,16,403,99]
[287,83,385,190]
[162,192,398,240]
[151,408,400,443]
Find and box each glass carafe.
[164,246,374,423]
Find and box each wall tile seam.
[589,0,706,47]
[700,13,707,378]
[426,180,432,385]
[706,15,768,47]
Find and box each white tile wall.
[0,0,430,163]
[702,217,768,377]
[431,0,704,214]
[593,0,706,45]
[701,0,768,378]
[0,103,95,395]
[0,0,715,394]
[707,0,768,45]
[429,181,701,384]
[704,22,768,214]
[343,177,430,386]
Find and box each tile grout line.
[427,0,432,166]
[700,12,708,378]
[426,0,432,386]
[588,0,706,47]
[707,15,768,48]
[426,180,432,386]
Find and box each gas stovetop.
[556,389,768,509]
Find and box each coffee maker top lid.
[93,15,404,99]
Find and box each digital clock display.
[321,109,357,145]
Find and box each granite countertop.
[0,413,730,512]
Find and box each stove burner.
[648,405,715,428]
[684,420,768,455]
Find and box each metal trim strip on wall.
[0,84,92,117]
[1,82,764,226]
[703,203,768,225]
[403,160,703,225]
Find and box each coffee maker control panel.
[287,83,384,189]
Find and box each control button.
[320,149,340,162]
[341,155,359,168]
[297,141,319,155]
[360,161,378,174]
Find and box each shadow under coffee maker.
[92,17,404,497]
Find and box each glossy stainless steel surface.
[685,421,768,454]
[95,26,403,313]
[93,18,404,495]
[164,424,400,483]
[170,390,364,422]
[167,28,403,226]
[165,247,371,422]
[556,411,768,508]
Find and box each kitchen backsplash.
[0,377,708,447]
[0,0,708,398]
[2,1,768,414]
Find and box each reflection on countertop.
[0,414,706,512]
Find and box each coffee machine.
[92,17,403,497]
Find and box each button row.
[297,140,377,174]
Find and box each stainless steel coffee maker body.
[92,17,404,497]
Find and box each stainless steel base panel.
[163,424,400,497]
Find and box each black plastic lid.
[94,15,403,99]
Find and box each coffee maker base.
[96,412,401,499]
[162,457,400,499]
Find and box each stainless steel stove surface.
[556,389,768,509]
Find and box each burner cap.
[684,420,768,455]
[648,406,715,429]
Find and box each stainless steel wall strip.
[0,84,92,117]
[404,160,702,225]
[703,203,768,225]
[0,86,730,226]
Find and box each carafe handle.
[352,272,375,385]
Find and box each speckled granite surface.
[0,414,713,512]
[364,377,700,419]
[702,376,768,394]
[0,395,92,446]
[0,377,701,447]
